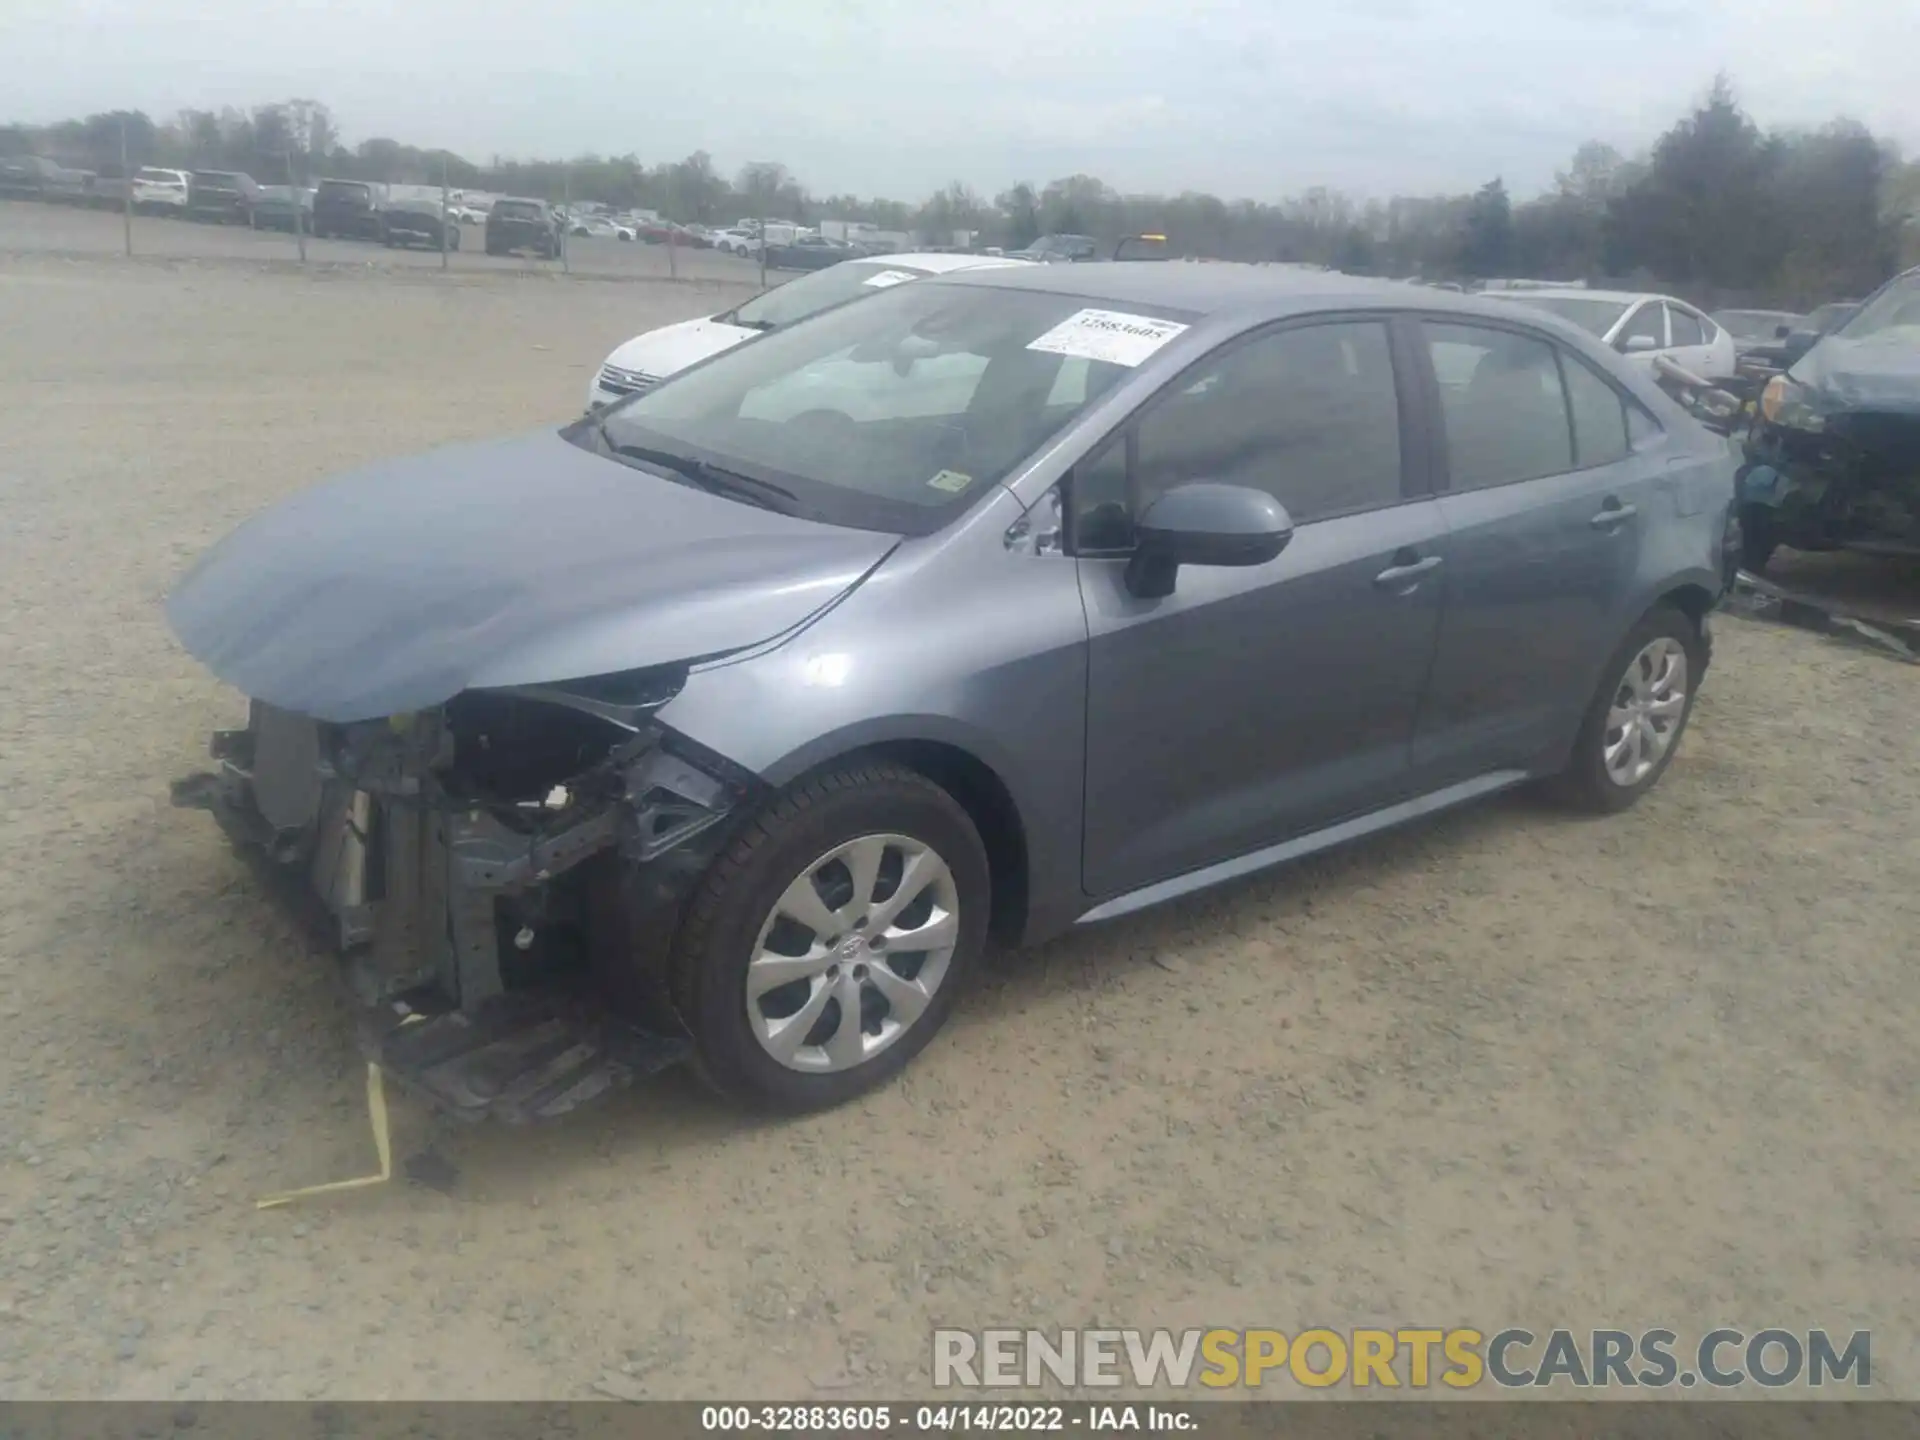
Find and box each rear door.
[1665,301,1730,379]
[1076,314,1451,898]
[1613,300,1668,376]
[1409,318,1661,782]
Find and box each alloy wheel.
[746,834,961,1074]
[1603,637,1689,787]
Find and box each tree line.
[5,78,1916,307]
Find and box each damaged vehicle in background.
[167,264,1733,1123]
[1736,266,1920,572]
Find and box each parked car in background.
[1713,308,1804,365]
[187,171,261,225]
[385,198,461,250]
[41,164,96,206]
[167,264,1733,1117]
[0,155,60,198]
[252,185,315,233]
[484,197,562,258]
[712,228,759,256]
[586,251,1032,409]
[1764,300,1863,374]
[571,214,635,241]
[1482,289,1739,381]
[131,166,192,215]
[764,233,859,271]
[1009,233,1101,263]
[312,179,388,240]
[1735,267,1920,572]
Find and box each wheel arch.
[756,721,1036,949]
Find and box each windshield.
[136,167,182,183]
[1715,310,1800,340]
[1834,277,1920,342]
[495,201,543,220]
[193,172,240,187]
[1493,295,1632,337]
[730,260,934,330]
[588,281,1186,536]
[317,181,368,201]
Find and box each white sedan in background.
[585,252,1032,411]
[1483,288,1739,381]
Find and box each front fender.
[652,493,1093,945]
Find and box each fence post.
[440,155,450,272]
[758,214,767,288]
[284,149,307,265]
[560,168,570,274]
[120,119,133,257]
[667,223,677,280]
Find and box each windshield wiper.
[597,430,799,513]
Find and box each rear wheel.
[1548,606,1703,813]
[670,761,988,1112]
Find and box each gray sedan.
[166,263,1736,1117]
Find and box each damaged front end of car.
[170,674,763,1123]
[1737,272,1920,568]
[1741,401,1920,562]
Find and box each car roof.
[880,252,1035,274]
[1491,288,1671,305]
[932,260,1472,316]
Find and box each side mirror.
[1774,324,1792,339]
[1123,483,1293,600]
[1620,334,1660,355]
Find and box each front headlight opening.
[1761,375,1825,432]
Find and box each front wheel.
[1739,504,1779,574]
[670,761,989,1112]
[1548,606,1703,814]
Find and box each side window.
[1561,354,1630,467]
[1423,322,1573,489]
[1668,306,1706,346]
[1617,302,1667,350]
[1068,320,1403,548]
[1627,402,1662,447]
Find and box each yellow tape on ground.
[255,1061,393,1210]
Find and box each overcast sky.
[4,0,1915,202]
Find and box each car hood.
[1789,331,1920,414]
[604,315,756,379]
[165,429,899,723]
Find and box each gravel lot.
[1,238,1916,1403]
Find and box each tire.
[1547,605,1704,814]
[670,760,990,1113]
[1739,504,1778,574]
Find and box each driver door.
[1074,316,1450,899]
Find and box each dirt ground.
[0,239,1916,1403]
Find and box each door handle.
[1374,554,1442,587]
[1590,500,1637,530]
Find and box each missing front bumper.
[171,701,741,1121]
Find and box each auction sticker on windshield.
[1027,308,1189,367]
[863,270,920,288]
[927,469,973,493]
